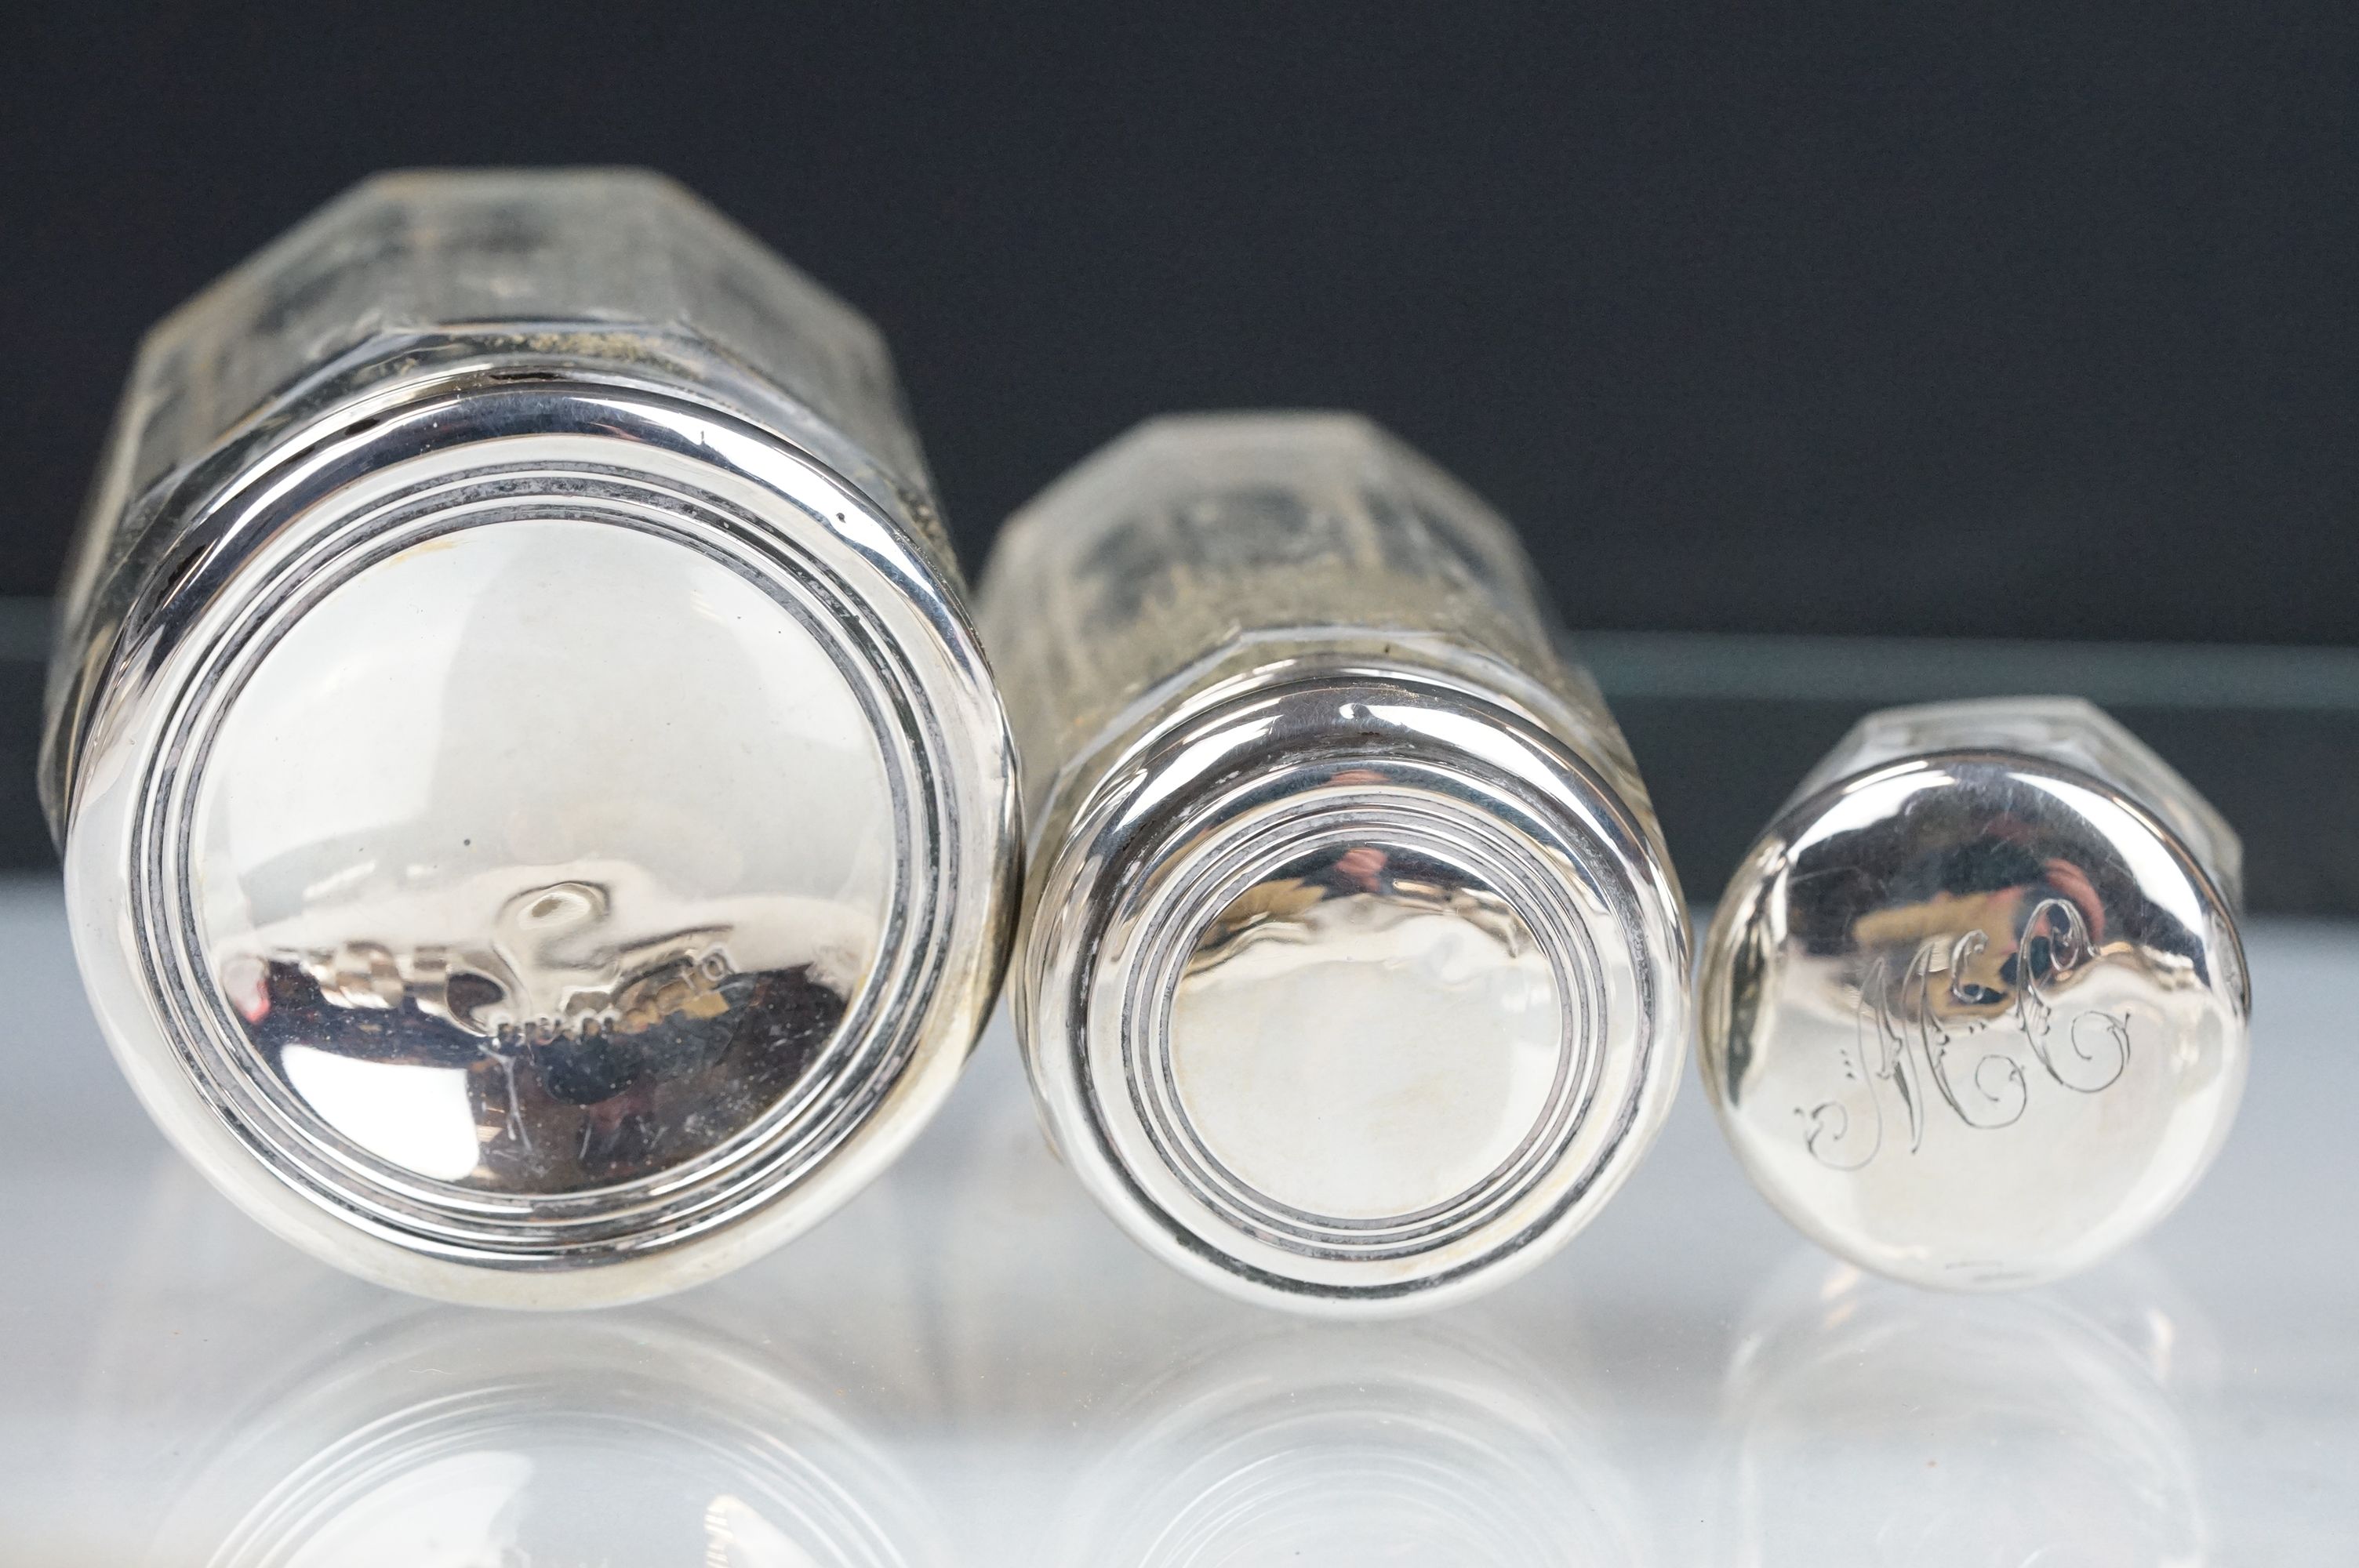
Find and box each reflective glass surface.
[3,879,2350,1563]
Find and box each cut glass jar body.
[981,412,1689,1315]
[44,170,1020,1306]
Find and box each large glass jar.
[980,412,1689,1314]
[43,170,1019,1306]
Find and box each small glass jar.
[43,170,1019,1306]
[1699,696,2249,1289]
[980,412,1689,1314]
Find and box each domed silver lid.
[64,376,1017,1306]
[1699,698,2249,1290]
[1020,659,1689,1315]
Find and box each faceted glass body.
[1701,697,2248,1289]
[46,171,1017,1305]
[47,169,948,809]
[983,412,1648,828]
[1792,696,2244,907]
[983,413,1688,1315]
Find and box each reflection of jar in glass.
[43,170,1019,1306]
[1707,1254,2209,1564]
[1048,1325,1643,1565]
[980,412,1689,1314]
[140,1312,951,1567]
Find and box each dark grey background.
[9,7,2357,633]
[4,8,2357,904]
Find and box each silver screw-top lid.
[49,172,1018,1305]
[1699,697,2250,1289]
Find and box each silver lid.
[53,174,1018,1305]
[1699,697,2250,1289]
[1020,659,1688,1315]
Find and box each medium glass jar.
[981,412,1689,1314]
[43,170,1019,1305]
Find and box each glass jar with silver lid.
[980,412,1689,1315]
[42,169,1020,1306]
[1698,697,2249,1290]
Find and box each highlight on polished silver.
[1698,698,2250,1290]
[980,412,1690,1315]
[42,170,1020,1306]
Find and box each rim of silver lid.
[1698,747,2249,1290]
[61,366,1018,1306]
[1020,665,1688,1316]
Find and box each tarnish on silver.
[1699,697,2250,1290]
[45,172,1019,1307]
[982,414,1690,1315]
